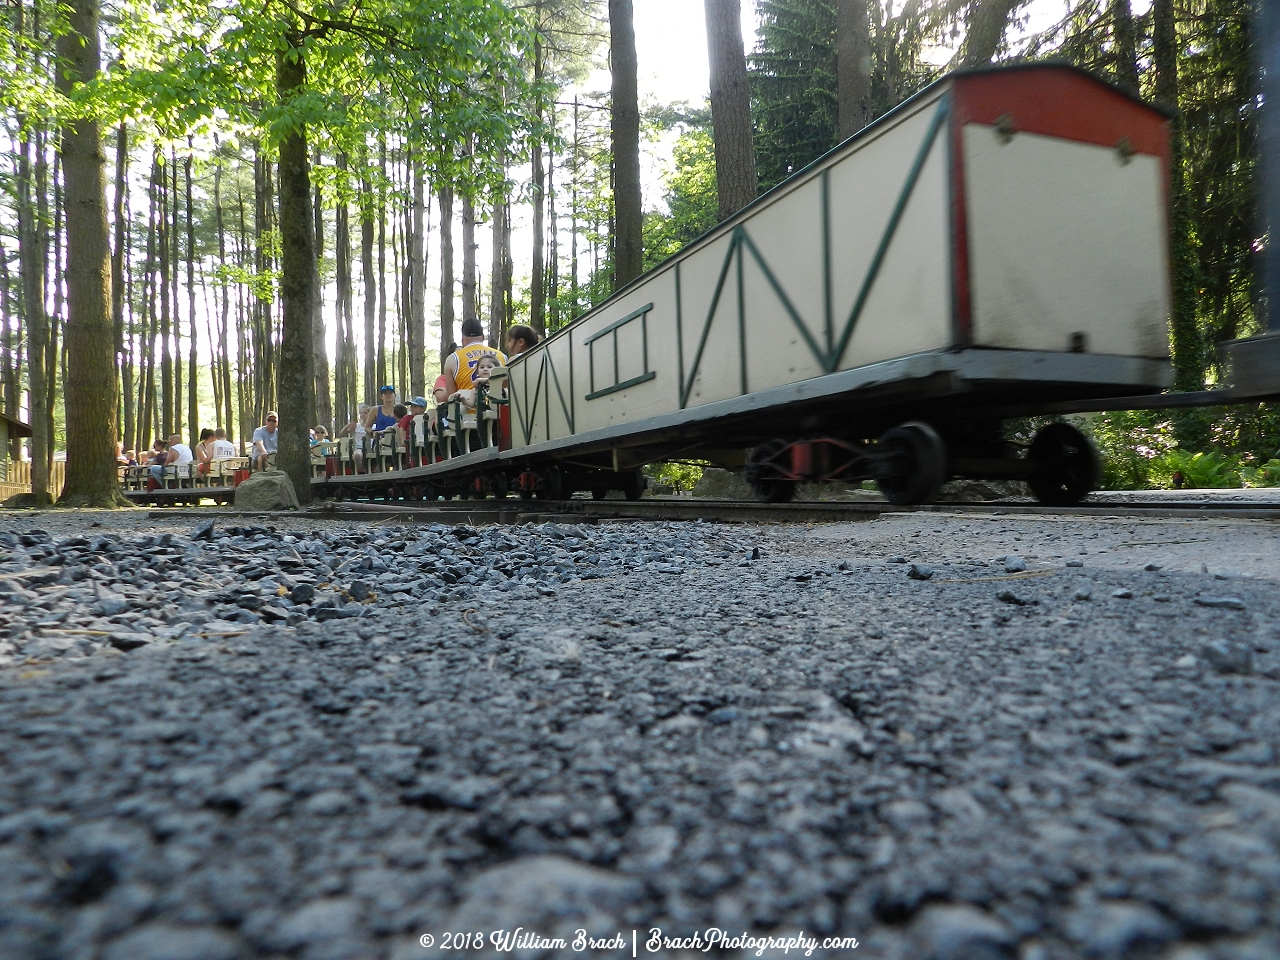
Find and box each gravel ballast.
[1,508,1278,959]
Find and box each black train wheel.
[746,439,796,504]
[1028,422,1099,506]
[534,465,563,501]
[622,468,647,501]
[875,421,948,505]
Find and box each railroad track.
[146,496,1280,525]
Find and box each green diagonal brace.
[830,97,950,371]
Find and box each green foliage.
[1154,449,1241,489]
[748,0,939,191]
[1241,460,1280,487]
[1021,0,1261,388]
[644,460,706,492]
[1078,403,1280,489]
[643,127,718,269]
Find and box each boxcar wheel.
[875,421,947,505]
[1028,422,1099,506]
[622,468,647,501]
[535,466,563,501]
[746,439,796,504]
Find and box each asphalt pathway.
[0,509,1277,959]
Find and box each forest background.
[0,0,1275,503]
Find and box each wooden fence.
[0,460,66,501]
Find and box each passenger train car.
[131,64,1189,507]
[315,63,1175,506]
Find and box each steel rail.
[143,497,1280,525]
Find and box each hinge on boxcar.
[1115,137,1135,165]
[994,114,1016,144]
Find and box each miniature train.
[131,64,1240,509]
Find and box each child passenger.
[448,352,499,410]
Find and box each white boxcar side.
[506,64,1171,461]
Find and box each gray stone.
[1066,900,1177,958]
[401,775,499,811]
[908,564,934,581]
[1004,555,1027,573]
[1066,559,1084,567]
[304,790,354,815]
[1200,639,1254,675]
[233,470,300,511]
[1194,597,1247,611]
[108,633,151,652]
[445,856,644,947]
[102,925,239,960]
[1112,588,1134,599]
[997,590,1037,606]
[912,904,1014,960]
[1144,562,1163,571]
[1074,586,1093,601]
[272,897,361,951]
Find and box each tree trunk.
[377,137,388,389]
[1111,0,1139,94]
[503,198,513,340]
[48,153,63,474]
[408,153,427,396]
[961,0,1019,67]
[158,150,173,437]
[490,191,505,345]
[56,0,125,505]
[530,19,547,335]
[837,0,873,139]
[462,188,478,327]
[705,0,758,221]
[548,110,559,331]
[1260,0,1280,334]
[438,186,456,366]
[254,143,276,420]
[236,178,250,444]
[336,154,354,427]
[185,149,198,446]
[138,166,158,450]
[571,98,580,314]
[275,39,316,504]
[17,105,51,500]
[312,149,330,431]
[216,144,234,439]
[112,123,127,443]
[361,174,376,400]
[1154,0,1199,390]
[168,152,181,439]
[610,0,643,287]
[0,241,17,460]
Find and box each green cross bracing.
[677,96,950,409]
[514,346,574,445]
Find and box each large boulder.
[691,467,755,500]
[234,470,299,511]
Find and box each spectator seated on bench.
[150,433,194,488]
[251,412,279,471]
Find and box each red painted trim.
[949,67,1173,344]
[952,68,1170,159]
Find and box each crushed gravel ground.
[1,507,1278,959]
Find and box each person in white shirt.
[251,412,279,471]
[151,433,194,484]
[211,428,236,459]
